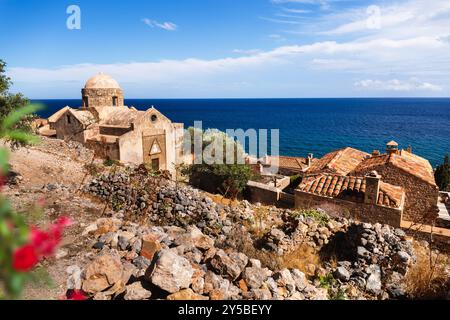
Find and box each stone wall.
[352,164,439,224]
[295,191,403,227]
[85,139,120,160]
[246,181,280,205]
[279,192,295,207]
[82,88,124,109]
[54,111,85,143]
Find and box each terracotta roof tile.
[297,174,404,208]
[266,156,313,172]
[307,147,370,176]
[351,150,436,186]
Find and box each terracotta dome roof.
[84,73,121,89]
[387,140,399,147]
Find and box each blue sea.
[32,98,450,168]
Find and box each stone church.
[47,73,188,177]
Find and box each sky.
[1,0,450,98]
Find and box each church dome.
[84,73,121,89]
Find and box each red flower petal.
[67,290,88,301]
[12,245,39,272]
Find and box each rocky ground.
[2,137,450,300]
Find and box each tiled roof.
[266,156,314,172]
[307,147,370,176]
[387,140,399,147]
[297,174,403,208]
[351,150,436,186]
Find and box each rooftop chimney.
[306,153,314,166]
[386,140,399,156]
[364,171,381,205]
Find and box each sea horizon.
[32,98,450,168]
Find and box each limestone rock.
[147,249,193,293]
[95,218,122,236]
[335,267,351,282]
[141,234,162,261]
[365,265,382,294]
[82,253,125,294]
[124,282,152,300]
[209,250,248,280]
[273,269,296,293]
[291,269,308,291]
[242,267,271,290]
[167,289,209,300]
[66,265,82,290]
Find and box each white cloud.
[8,0,450,98]
[320,0,450,36]
[271,0,330,10]
[311,58,363,70]
[354,79,443,92]
[259,16,301,24]
[9,35,447,85]
[142,18,177,31]
[281,8,311,14]
[233,49,262,55]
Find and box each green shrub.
[292,209,330,226]
[435,154,449,191]
[103,158,118,167]
[182,163,254,199]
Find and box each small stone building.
[48,73,188,177]
[296,171,405,226]
[350,142,439,224]
[295,142,439,226]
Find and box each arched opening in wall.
[66,114,71,124]
[112,96,118,106]
[83,96,89,108]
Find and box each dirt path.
[2,138,108,300]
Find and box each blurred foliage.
[0,104,44,299]
[0,60,36,137]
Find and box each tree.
[435,154,450,191]
[0,59,33,134]
[181,127,254,199]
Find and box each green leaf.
[8,273,26,299]
[5,130,40,145]
[1,104,43,130]
[0,148,9,175]
[29,267,55,288]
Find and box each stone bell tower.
[81,72,124,109]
